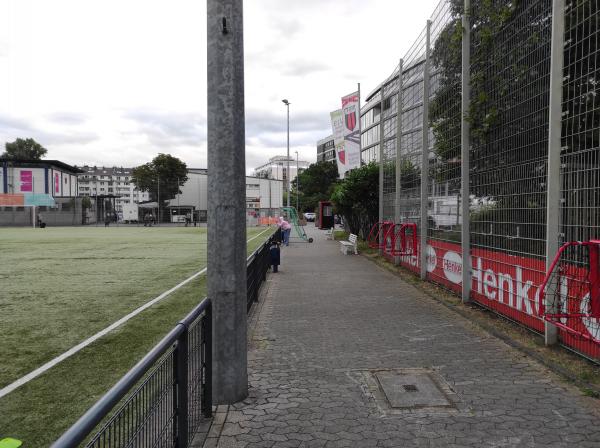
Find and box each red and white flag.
[341,91,361,171]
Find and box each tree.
[331,162,379,238]
[2,138,47,160]
[290,161,338,212]
[131,154,188,205]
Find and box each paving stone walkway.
[205,226,600,447]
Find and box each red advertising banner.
[387,239,600,360]
[0,194,25,206]
[55,173,60,194]
[20,170,32,192]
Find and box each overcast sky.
[0,0,440,174]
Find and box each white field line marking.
[0,228,273,399]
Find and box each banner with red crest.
[330,109,347,179]
[341,91,361,172]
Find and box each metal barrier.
[247,231,277,311]
[54,229,277,447]
[52,298,212,448]
[366,0,600,361]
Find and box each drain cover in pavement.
[375,371,452,409]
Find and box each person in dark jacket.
[269,240,281,273]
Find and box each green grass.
[0,226,273,446]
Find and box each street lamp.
[295,150,299,212]
[282,99,290,207]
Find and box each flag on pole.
[330,109,347,179]
[341,91,361,171]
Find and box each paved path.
[206,226,600,447]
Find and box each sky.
[0,0,440,174]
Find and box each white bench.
[340,234,358,255]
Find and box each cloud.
[0,0,441,172]
[280,61,330,77]
[268,17,303,40]
[46,112,88,125]
[246,109,328,134]
[0,115,32,134]
[244,108,330,157]
[123,110,207,148]
[0,113,98,148]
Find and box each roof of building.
[245,175,283,182]
[254,156,311,172]
[317,135,334,146]
[76,165,136,176]
[0,158,85,173]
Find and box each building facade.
[167,169,284,223]
[316,135,335,163]
[0,159,85,226]
[253,155,310,187]
[1,159,81,197]
[76,165,150,212]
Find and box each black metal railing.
[246,231,278,311]
[52,299,212,448]
[54,229,277,448]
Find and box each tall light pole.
[282,99,290,207]
[295,150,299,212]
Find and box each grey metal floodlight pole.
[282,99,290,207]
[295,150,299,211]
[207,0,248,403]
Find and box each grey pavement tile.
[211,227,600,447]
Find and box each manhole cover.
[347,368,465,416]
[375,371,452,409]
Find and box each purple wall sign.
[20,170,32,192]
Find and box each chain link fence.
[368,0,600,361]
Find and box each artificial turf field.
[0,225,272,447]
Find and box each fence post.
[395,59,404,266]
[175,329,189,447]
[461,0,471,303]
[545,0,566,346]
[420,20,432,280]
[202,302,213,417]
[379,87,385,256]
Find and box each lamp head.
[282,99,289,105]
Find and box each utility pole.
[207,0,248,403]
